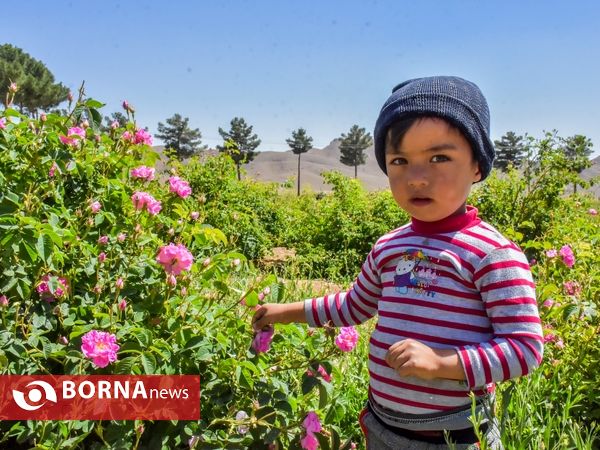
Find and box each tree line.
[1,43,595,195]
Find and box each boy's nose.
[407,168,429,188]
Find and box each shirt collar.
[410,205,480,235]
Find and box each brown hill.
[152,145,599,196]
[244,140,389,192]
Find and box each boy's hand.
[252,302,306,332]
[385,339,465,381]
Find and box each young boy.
[252,76,543,449]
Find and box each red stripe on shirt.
[473,260,531,283]
[379,310,492,333]
[376,324,480,346]
[459,347,476,388]
[370,386,458,412]
[485,297,537,309]
[490,340,510,380]
[311,298,320,326]
[477,346,492,385]
[491,315,541,324]
[480,279,535,292]
[382,297,488,317]
[506,337,529,376]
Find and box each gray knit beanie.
[373,76,495,180]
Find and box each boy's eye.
[431,155,450,163]
[388,157,408,165]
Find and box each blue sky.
[4,1,600,157]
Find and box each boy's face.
[385,117,481,222]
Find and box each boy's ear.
[472,163,482,184]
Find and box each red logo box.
[0,375,200,420]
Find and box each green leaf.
[301,374,319,395]
[245,291,259,307]
[141,352,157,374]
[318,382,328,410]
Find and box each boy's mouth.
[409,197,433,206]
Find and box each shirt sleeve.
[304,248,381,327]
[457,243,544,389]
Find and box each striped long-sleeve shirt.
[304,206,543,415]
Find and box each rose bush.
[0,97,359,449]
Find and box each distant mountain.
[151,146,599,196]
[244,140,389,192]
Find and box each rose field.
[0,95,599,450]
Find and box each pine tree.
[560,134,593,193]
[493,131,527,172]
[218,117,261,180]
[0,44,69,116]
[286,128,314,196]
[155,113,204,159]
[339,125,373,179]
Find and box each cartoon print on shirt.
[394,249,439,296]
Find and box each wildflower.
[589,208,598,216]
[258,292,265,301]
[252,327,274,353]
[59,126,86,146]
[190,211,200,220]
[543,333,556,344]
[542,298,554,308]
[130,165,155,181]
[116,277,124,289]
[98,235,109,245]
[90,201,102,213]
[156,243,194,275]
[117,233,127,242]
[167,274,177,286]
[121,131,135,143]
[529,258,537,266]
[563,281,581,297]
[317,365,331,382]
[9,82,18,93]
[559,245,575,268]
[134,128,153,145]
[545,249,557,258]
[303,412,322,433]
[80,330,120,368]
[335,326,359,352]
[555,339,565,349]
[118,298,127,311]
[169,176,192,198]
[0,117,6,129]
[180,287,187,296]
[300,411,322,450]
[202,257,211,267]
[37,275,69,302]
[235,410,249,434]
[300,432,319,450]
[131,191,162,215]
[263,286,271,295]
[98,252,106,263]
[0,295,8,307]
[49,162,58,177]
[110,120,119,129]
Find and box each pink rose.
[130,165,155,181]
[335,326,359,352]
[134,128,153,146]
[118,298,127,311]
[98,252,106,263]
[98,235,109,245]
[545,249,557,259]
[252,327,274,353]
[168,176,192,198]
[81,330,120,368]
[0,295,8,307]
[90,201,102,213]
[116,277,124,289]
[156,243,194,275]
[300,432,319,450]
[0,118,6,129]
[559,245,575,268]
[589,208,598,216]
